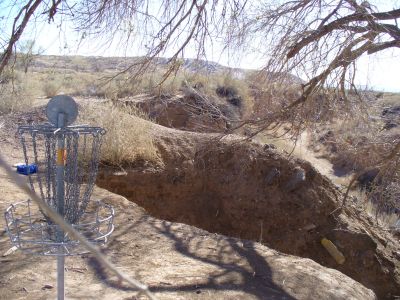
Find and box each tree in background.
[17,39,42,73]
[1,1,399,114]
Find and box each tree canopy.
[1,0,399,206]
[1,1,399,99]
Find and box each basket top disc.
[46,95,78,127]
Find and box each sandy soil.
[0,106,379,300]
[0,145,375,300]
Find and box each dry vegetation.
[0,68,35,113]
[306,94,400,228]
[0,54,399,230]
[78,102,161,167]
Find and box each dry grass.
[364,197,400,229]
[78,102,162,166]
[306,95,400,229]
[42,80,61,98]
[0,70,35,114]
[0,85,32,114]
[325,120,383,173]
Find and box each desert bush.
[0,83,33,114]
[246,72,303,117]
[0,67,20,84]
[37,71,99,98]
[182,72,210,92]
[78,102,162,166]
[216,73,253,118]
[61,72,102,96]
[140,71,182,96]
[309,110,400,229]
[42,78,61,98]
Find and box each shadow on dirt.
[89,214,296,299]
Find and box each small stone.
[264,143,277,151]
[265,168,280,185]
[285,167,306,192]
[392,251,400,260]
[42,284,54,290]
[303,224,317,231]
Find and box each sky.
[2,0,400,92]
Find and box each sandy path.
[255,131,353,188]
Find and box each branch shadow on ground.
[151,220,295,299]
[90,214,296,299]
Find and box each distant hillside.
[28,54,306,86]
[30,55,249,77]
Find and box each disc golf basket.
[4,95,114,300]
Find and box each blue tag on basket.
[16,164,38,175]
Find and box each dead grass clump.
[36,71,101,98]
[42,78,61,98]
[216,73,253,118]
[315,118,385,174]
[0,86,25,114]
[79,102,162,166]
[246,72,301,119]
[0,67,20,84]
[0,82,33,114]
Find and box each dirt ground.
[0,104,397,299]
[0,132,376,300]
[97,122,400,299]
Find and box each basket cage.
[18,124,106,224]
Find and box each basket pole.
[56,113,66,300]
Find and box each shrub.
[42,79,61,98]
[0,83,33,114]
[0,67,20,84]
[215,73,253,118]
[78,102,162,166]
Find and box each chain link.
[18,124,105,224]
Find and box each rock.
[382,105,400,130]
[263,143,277,151]
[41,284,54,290]
[285,166,306,191]
[383,120,398,130]
[382,105,400,117]
[265,167,280,185]
[357,168,380,191]
[303,223,317,231]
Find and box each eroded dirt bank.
[0,121,377,299]
[97,126,400,299]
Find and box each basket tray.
[4,200,114,256]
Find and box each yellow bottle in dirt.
[321,238,345,265]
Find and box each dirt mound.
[0,117,376,300]
[120,90,241,133]
[0,184,376,300]
[97,126,400,299]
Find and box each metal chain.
[18,125,105,224]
